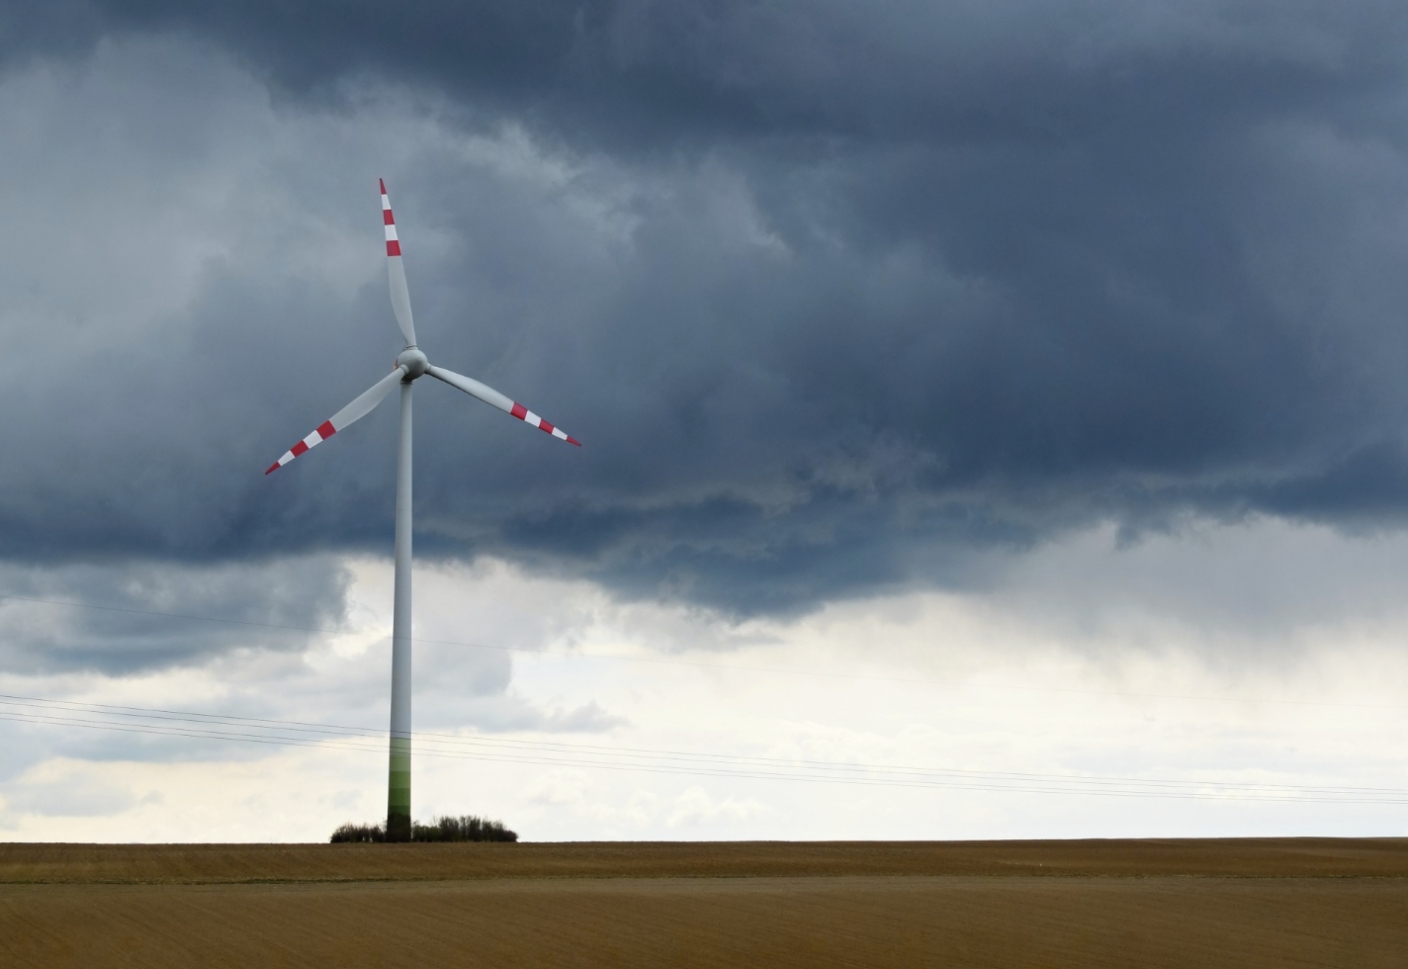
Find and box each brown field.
[3,839,1406,968]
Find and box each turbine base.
[385,811,412,843]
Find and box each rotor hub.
[396,346,430,380]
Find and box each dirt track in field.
[3,840,1406,968]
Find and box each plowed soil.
[3,839,1405,968]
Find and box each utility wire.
[0,708,1398,804]
[1,593,1402,712]
[2,693,1403,796]
[0,695,1404,805]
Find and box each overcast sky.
[2,1,1408,841]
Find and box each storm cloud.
[3,0,1408,622]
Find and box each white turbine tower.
[265,179,580,841]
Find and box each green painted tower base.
[387,735,412,841]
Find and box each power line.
[0,694,1403,805]
[2,592,1402,712]
[3,692,1403,796]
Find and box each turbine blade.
[381,178,417,348]
[426,365,581,446]
[265,366,407,474]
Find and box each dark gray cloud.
[2,2,1408,621]
[0,558,350,674]
[11,2,1405,144]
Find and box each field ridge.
[4,837,1407,884]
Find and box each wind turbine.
[265,179,580,841]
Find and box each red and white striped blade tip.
[508,401,581,445]
[381,179,401,257]
[264,420,338,474]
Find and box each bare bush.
[413,815,517,843]
[330,822,385,843]
[330,815,517,844]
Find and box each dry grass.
[3,839,1406,968]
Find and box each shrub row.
[331,814,518,843]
